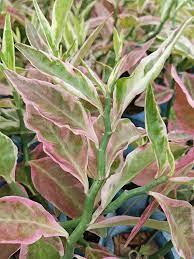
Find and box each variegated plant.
[0,0,194,258]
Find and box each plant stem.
[104,175,168,214]
[97,92,112,179]
[149,240,173,258]
[63,93,112,258]
[13,90,30,179]
[144,0,174,42]
[63,180,103,259]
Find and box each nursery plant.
[0,0,193,258]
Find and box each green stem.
[144,0,174,42]
[97,93,112,179]
[149,240,173,258]
[63,180,103,259]
[63,93,112,258]
[13,90,30,177]
[104,175,168,214]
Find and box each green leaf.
[1,14,15,70]
[63,18,78,54]
[0,131,18,183]
[145,84,175,177]
[16,43,102,112]
[112,17,193,127]
[20,237,64,259]
[33,0,58,56]
[51,0,73,48]
[71,18,107,67]
[113,27,123,63]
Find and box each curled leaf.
[145,84,174,177]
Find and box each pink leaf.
[149,192,194,259]
[0,82,12,96]
[132,140,189,186]
[30,157,86,218]
[171,65,194,108]
[168,68,194,135]
[5,70,97,143]
[0,196,68,244]
[25,105,89,192]
[119,39,154,77]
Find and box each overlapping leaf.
[135,83,173,107]
[30,157,86,218]
[150,192,194,259]
[125,147,194,245]
[92,144,155,221]
[20,237,64,259]
[33,0,58,55]
[16,43,102,112]
[0,196,68,244]
[145,84,174,177]
[0,131,18,183]
[100,144,155,209]
[25,105,89,192]
[72,18,107,67]
[5,70,97,143]
[112,18,192,126]
[87,118,144,178]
